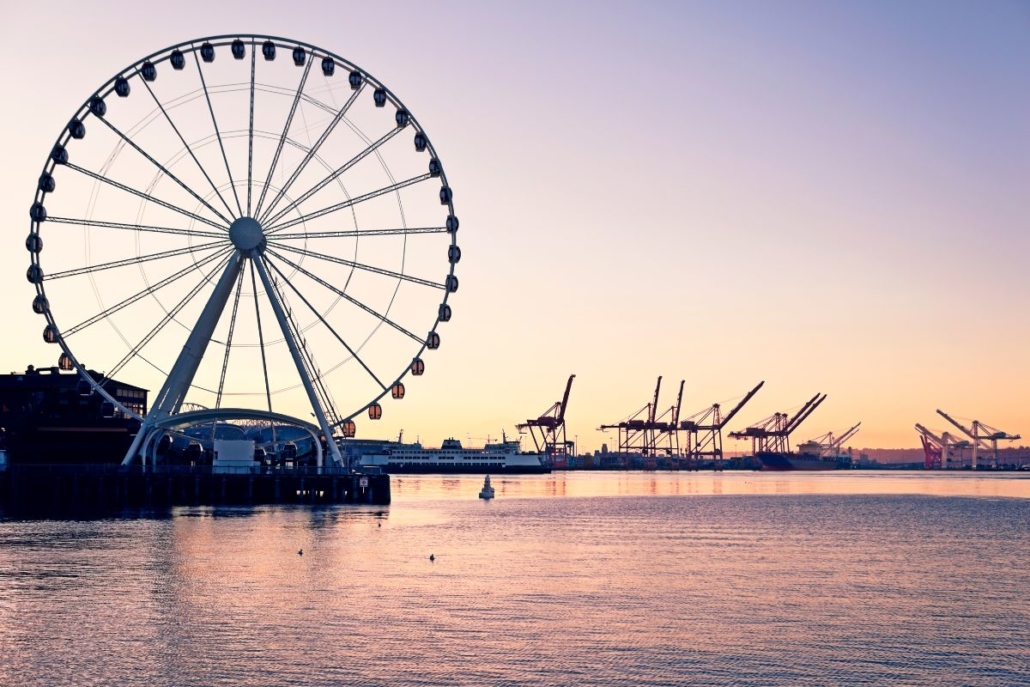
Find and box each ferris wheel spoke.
[93,114,233,226]
[262,125,403,228]
[268,242,445,290]
[46,216,225,240]
[45,240,227,280]
[193,47,244,218]
[104,251,236,382]
[63,246,234,337]
[65,163,226,231]
[137,74,239,222]
[258,84,364,224]
[249,259,275,416]
[266,172,433,235]
[253,57,315,219]
[252,255,342,455]
[264,255,387,390]
[247,39,257,216]
[272,226,448,240]
[265,247,427,346]
[215,266,247,409]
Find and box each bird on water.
[429,554,435,562]
[298,549,303,556]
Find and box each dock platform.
[0,464,390,515]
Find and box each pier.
[0,464,390,515]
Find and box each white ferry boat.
[358,437,549,474]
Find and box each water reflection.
[1,474,1028,686]
[390,471,1030,502]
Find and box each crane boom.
[783,393,825,435]
[834,421,862,450]
[935,410,990,447]
[648,376,662,423]
[718,381,765,429]
[672,380,685,427]
[556,374,575,423]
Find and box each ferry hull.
[757,453,839,471]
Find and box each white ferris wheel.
[25,35,460,467]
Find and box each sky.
[1,0,1028,452]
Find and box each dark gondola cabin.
[32,295,49,314]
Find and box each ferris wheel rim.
[27,33,459,437]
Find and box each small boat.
[479,475,495,499]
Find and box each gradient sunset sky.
[1,0,1027,451]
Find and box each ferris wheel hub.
[229,216,266,253]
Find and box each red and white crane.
[516,374,575,460]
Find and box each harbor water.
[2,471,1029,686]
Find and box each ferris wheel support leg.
[253,257,344,469]
[121,252,245,465]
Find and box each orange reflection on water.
[390,471,1030,502]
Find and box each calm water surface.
[1,471,1029,686]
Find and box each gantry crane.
[679,381,764,470]
[729,393,827,455]
[806,421,861,458]
[651,380,685,457]
[936,410,1022,469]
[516,374,575,461]
[600,376,666,457]
[915,423,970,469]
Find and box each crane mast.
[516,375,576,465]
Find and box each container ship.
[757,441,845,471]
[357,437,549,474]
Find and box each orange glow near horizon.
[0,2,1027,453]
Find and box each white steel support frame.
[123,251,244,464]
[123,246,345,468]
[253,256,343,467]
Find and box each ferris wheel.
[25,35,460,467]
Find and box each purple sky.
[1,1,1027,450]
